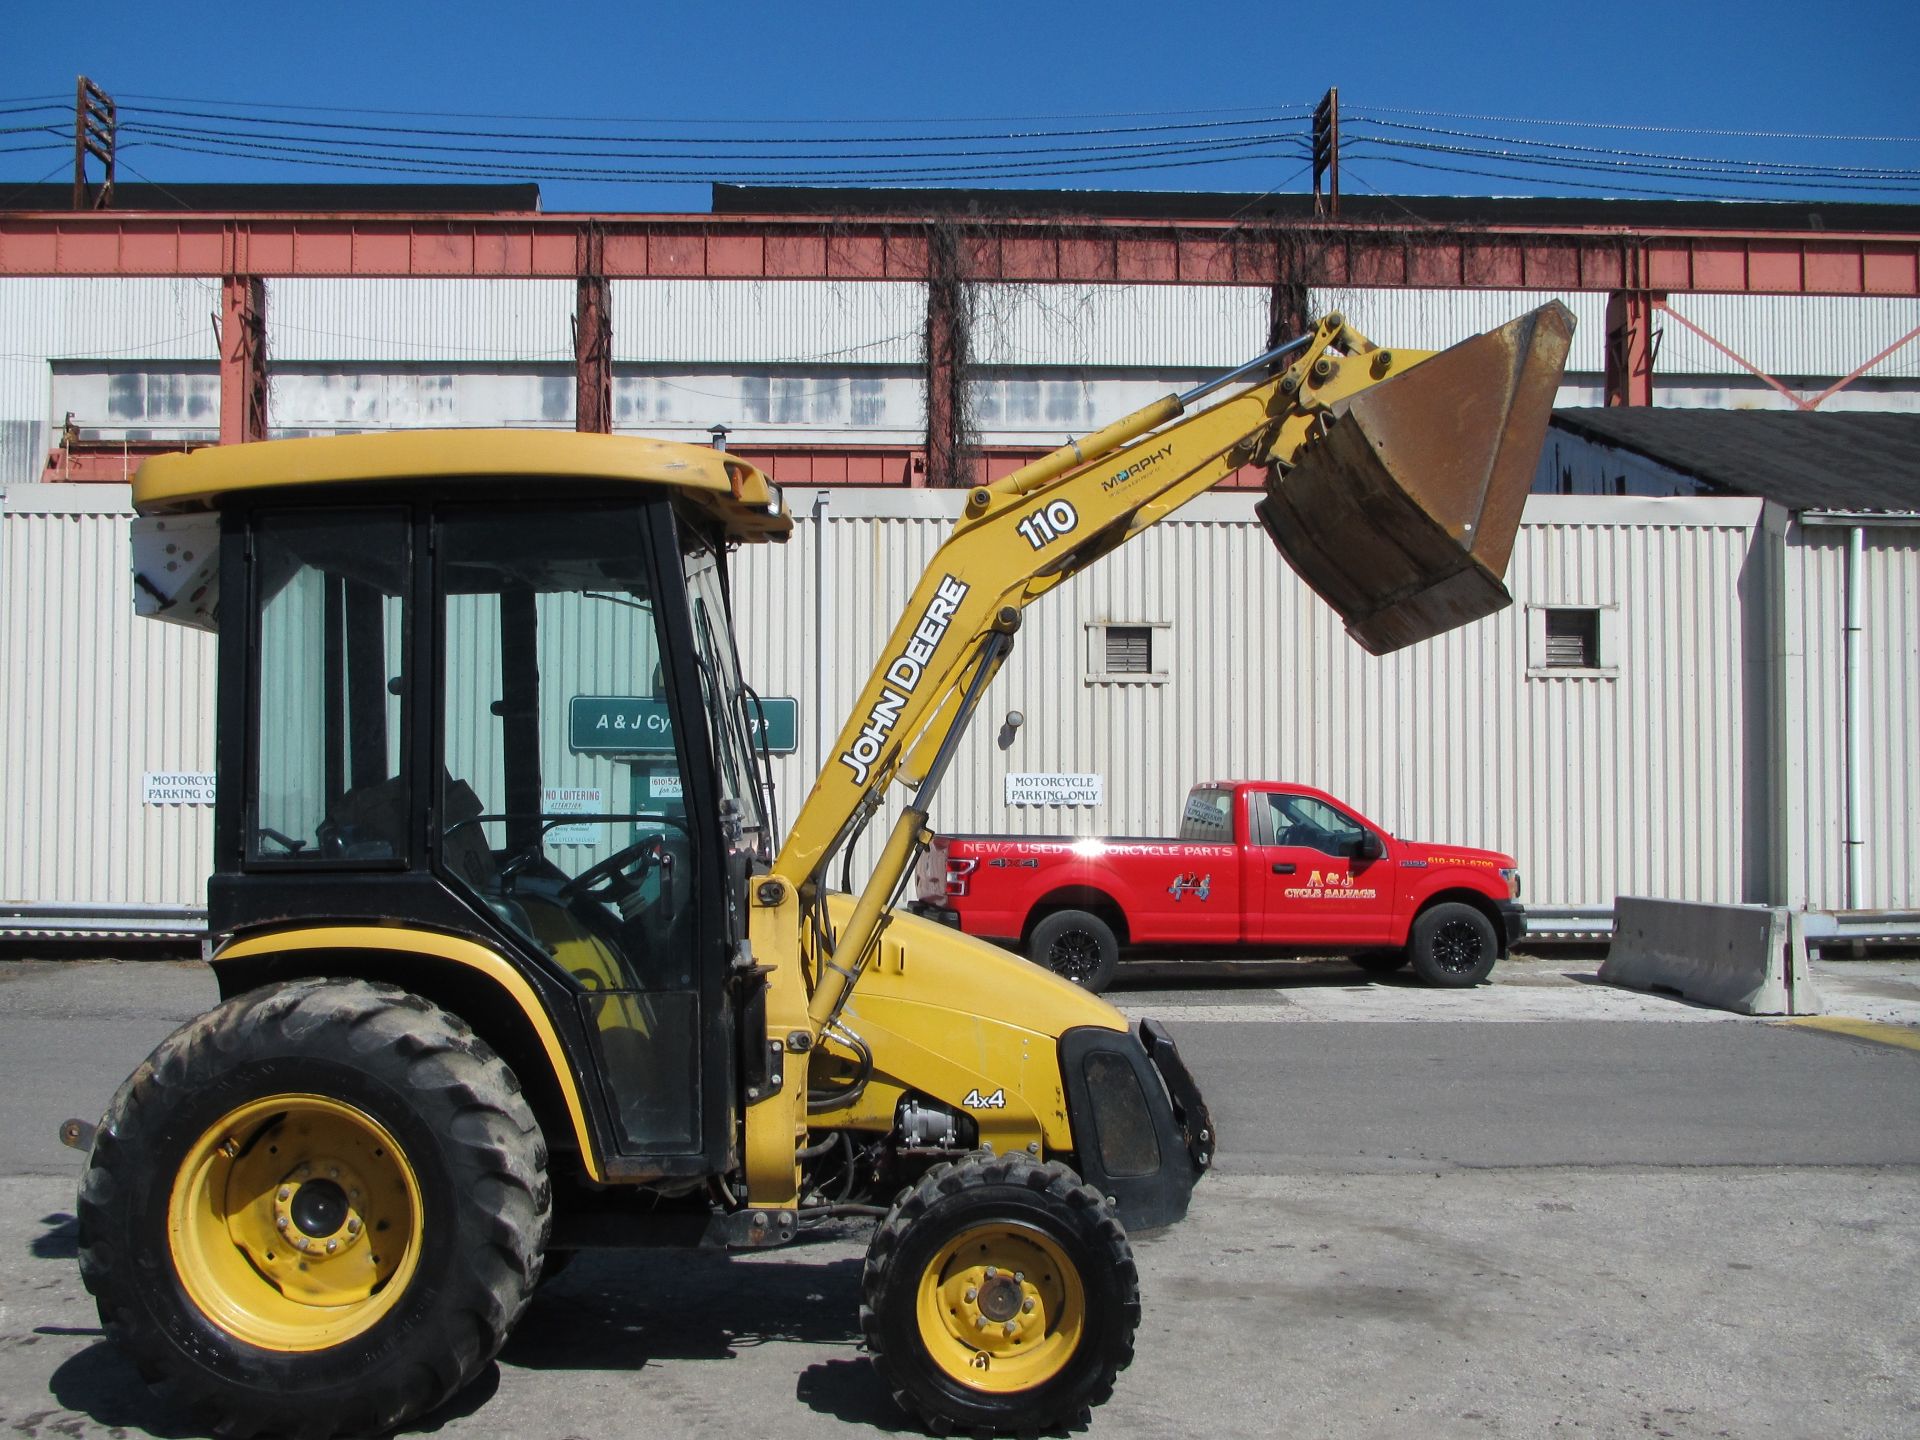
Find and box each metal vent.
[1544,608,1599,668]
[1104,625,1153,674]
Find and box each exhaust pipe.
[1257,302,1576,656]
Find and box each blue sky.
[5,0,1918,212]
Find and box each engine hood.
[822,893,1129,1038]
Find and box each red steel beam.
[1,211,1916,295]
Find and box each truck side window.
[1270,794,1368,856]
[1177,787,1235,841]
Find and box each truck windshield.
[1178,787,1235,842]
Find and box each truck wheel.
[77,977,550,1439]
[1027,910,1120,993]
[862,1154,1139,1435]
[1352,950,1411,975]
[1408,903,1499,987]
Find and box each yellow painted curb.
[1779,1017,1920,1053]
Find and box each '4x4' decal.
[1168,872,1212,902]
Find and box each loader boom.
[769,303,1575,1030]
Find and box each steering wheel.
[559,835,668,902]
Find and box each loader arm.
[767,302,1574,1032]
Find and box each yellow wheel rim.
[914,1221,1085,1393]
[167,1094,423,1353]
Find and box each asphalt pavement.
[2,955,1916,1438]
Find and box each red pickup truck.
[915,780,1525,993]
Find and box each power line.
[1354,103,1920,145]
[116,89,1313,127]
[1346,117,1920,182]
[121,116,1311,166]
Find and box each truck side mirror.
[1357,831,1385,861]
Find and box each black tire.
[861,1154,1138,1435]
[1408,903,1500,987]
[77,977,550,1439]
[1026,909,1120,993]
[1352,950,1411,976]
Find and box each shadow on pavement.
[1109,957,1425,993]
[48,1342,197,1439]
[502,1249,866,1370]
[32,1211,78,1259]
[795,1355,915,1432]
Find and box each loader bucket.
[1255,301,1575,656]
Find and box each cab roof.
[132,429,791,542]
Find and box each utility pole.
[72,77,116,210]
[1311,87,1340,219]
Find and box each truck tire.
[77,977,550,1439]
[862,1153,1139,1434]
[1027,910,1120,993]
[1408,903,1499,987]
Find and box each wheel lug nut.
[329,1167,340,1180]
[984,1266,997,1279]
[1022,1297,1035,1313]
[975,1316,990,1330]
[964,1286,977,1302]
[347,1218,361,1235]
[1013,1271,1024,1283]
[275,1216,289,1231]
[277,1186,291,1202]
[349,1189,361,1203]
[1003,1320,1018,1335]
[326,1239,339,1253]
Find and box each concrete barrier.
[1600,898,1824,1016]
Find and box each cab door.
[433,501,738,1168]
[1252,789,1396,948]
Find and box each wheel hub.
[169,1094,421,1351]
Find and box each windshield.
[682,531,770,853]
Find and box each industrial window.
[1526,605,1618,677]
[1086,621,1169,684]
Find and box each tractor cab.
[132,431,791,1175]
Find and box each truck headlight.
[1499,867,1522,901]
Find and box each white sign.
[1005,772,1103,807]
[648,774,684,801]
[542,786,605,845]
[145,771,215,806]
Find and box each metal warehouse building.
[2,187,1917,938]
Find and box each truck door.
[1252,790,1396,948]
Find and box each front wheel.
[1408,902,1500,987]
[77,977,551,1438]
[1026,909,1120,993]
[862,1154,1139,1435]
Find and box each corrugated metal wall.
[0,277,220,483]
[0,484,216,905]
[3,483,1910,919]
[1659,295,1920,379]
[734,492,1767,910]
[1781,527,1920,909]
[268,279,575,362]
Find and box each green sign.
[570,695,798,755]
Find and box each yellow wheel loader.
[67,303,1571,1435]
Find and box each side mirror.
[1356,831,1385,861]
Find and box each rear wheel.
[1026,910,1120,993]
[862,1154,1138,1434]
[1408,903,1499,987]
[78,977,550,1439]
